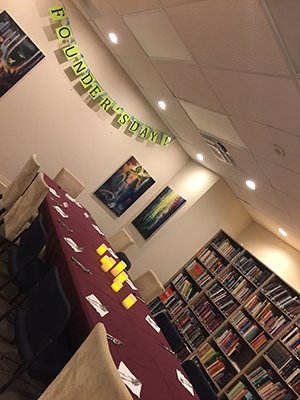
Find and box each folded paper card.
[49,187,60,198]
[92,224,105,236]
[53,205,69,218]
[145,315,160,333]
[126,279,138,291]
[118,361,142,398]
[86,294,109,317]
[176,369,194,396]
[64,237,83,252]
[65,193,82,208]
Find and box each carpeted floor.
[0,254,45,399]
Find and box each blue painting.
[94,156,155,217]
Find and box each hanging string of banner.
[49,6,172,147]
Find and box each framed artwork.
[0,11,44,98]
[94,156,155,217]
[132,186,186,240]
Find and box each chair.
[54,167,85,198]
[0,267,72,394]
[181,359,217,400]
[116,252,131,272]
[133,269,164,304]
[0,214,49,295]
[38,323,133,400]
[108,228,134,253]
[0,173,49,252]
[154,310,189,359]
[0,154,40,215]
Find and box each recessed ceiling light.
[246,180,256,190]
[108,32,118,44]
[278,227,288,237]
[158,100,166,110]
[196,153,204,162]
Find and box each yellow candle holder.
[111,280,123,293]
[100,255,116,272]
[110,261,127,277]
[96,243,108,256]
[122,294,137,310]
[113,271,128,284]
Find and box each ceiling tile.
[93,16,147,58]
[234,179,285,211]
[78,0,116,17]
[231,117,300,173]
[256,157,300,201]
[179,100,246,147]
[120,56,169,91]
[265,0,300,73]
[276,190,300,220]
[161,0,200,6]
[166,0,290,74]
[151,59,224,113]
[123,10,193,60]
[221,143,269,183]
[204,68,300,135]
[107,0,161,14]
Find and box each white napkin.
[118,362,142,398]
[126,279,138,291]
[64,237,83,252]
[86,294,109,317]
[65,193,82,208]
[49,187,60,198]
[53,205,69,218]
[145,315,160,333]
[92,224,105,236]
[176,369,194,396]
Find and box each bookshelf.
[149,230,300,399]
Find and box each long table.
[40,176,197,400]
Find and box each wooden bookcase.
[149,230,300,400]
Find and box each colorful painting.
[132,186,186,240]
[94,156,155,217]
[0,11,44,98]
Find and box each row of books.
[206,282,239,316]
[245,295,289,337]
[211,236,241,261]
[233,253,272,287]
[173,309,206,350]
[282,326,300,359]
[219,269,254,303]
[196,247,228,275]
[247,366,294,399]
[215,327,241,358]
[266,342,300,394]
[262,280,300,319]
[231,311,269,352]
[186,260,213,288]
[163,293,186,319]
[192,297,224,333]
[226,380,257,400]
[197,342,234,388]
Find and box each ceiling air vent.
[202,134,234,166]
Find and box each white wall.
[0,0,188,236]
[236,222,300,292]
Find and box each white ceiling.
[74,0,300,252]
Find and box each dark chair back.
[116,252,131,271]
[18,213,47,266]
[15,267,72,381]
[154,310,185,353]
[181,360,217,400]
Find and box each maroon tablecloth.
[40,176,197,400]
